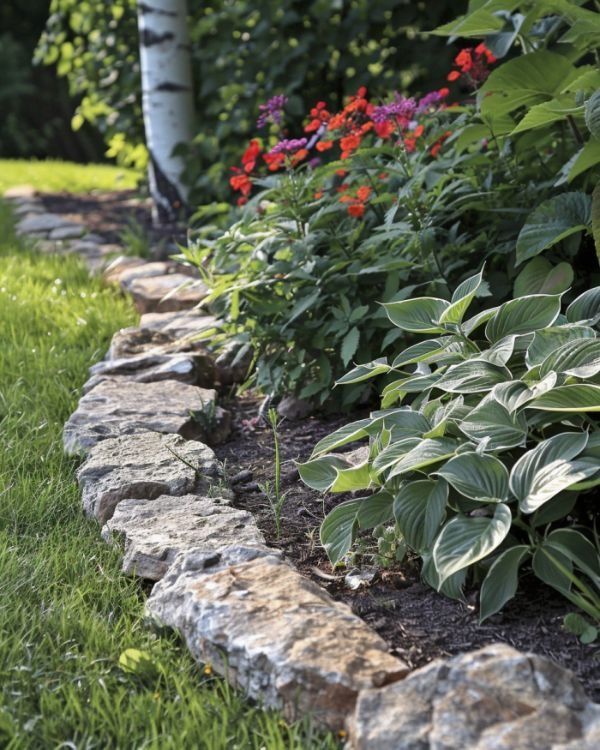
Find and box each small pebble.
[230,469,254,485]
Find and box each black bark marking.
[141,29,175,46]
[149,150,187,225]
[155,81,191,92]
[138,2,177,16]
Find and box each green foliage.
[0,159,140,194]
[300,275,600,621]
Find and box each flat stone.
[119,261,176,290]
[77,432,220,523]
[277,395,312,420]
[16,213,81,236]
[83,351,215,391]
[138,311,218,339]
[103,256,147,285]
[103,494,265,580]
[349,643,600,750]
[48,224,86,240]
[129,274,208,314]
[146,546,408,730]
[107,325,214,362]
[11,201,44,217]
[3,185,37,199]
[33,240,74,255]
[63,379,229,455]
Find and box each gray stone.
[214,340,253,385]
[11,201,44,217]
[103,494,265,580]
[146,546,408,730]
[83,351,215,391]
[16,213,80,236]
[63,379,229,455]
[77,432,220,523]
[138,310,218,339]
[118,261,176,290]
[277,395,313,420]
[103,256,147,285]
[48,224,86,240]
[129,274,207,314]
[33,240,74,255]
[107,325,215,363]
[349,643,600,750]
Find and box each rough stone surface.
[277,395,313,420]
[103,494,265,580]
[129,273,207,314]
[48,224,86,240]
[146,546,408,730]
[63,379,229,455]
[77,432,220,523]
[107,324,214,361]
[11,201,44,217]
[83,351,215,391]
[118,261,177,290]
[16,213,80,236]
[214,340,253,385]
[103,256,147,284]
[139,311,218,339]
[349,643,600,750]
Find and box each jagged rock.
[277,395,313,420]
[214,341,253,385]
[15,213,81,236]
[146,546,408,730]
[349,643,600,750]
[77,432,220,523]
[139,310,218,339]
[48,224,86,240]
[103,256,147,285]
[129,273,208,314]
[83,351,215,391]
[107,324,213,360]
[102,494,265,580]
[63,379,229,455]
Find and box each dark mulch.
[215,394,600,701]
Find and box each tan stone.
[103,256,147,285]
[138,311,218,339]
[129,273,208,314]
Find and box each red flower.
[263,152,285,171]
[347,202,365,218]
[230,172,253,196]
[375,121,395,139]
[291,148,309,166]
[340,134,361,152]
[447,70,461,82]
[413,124,425,138]
[316,140,334,152]
[356,185,372,202]
[237,196,248,206]
[314,190,324,199]
[475,42,496,63]
[242,139,261,173]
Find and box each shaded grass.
[0,159,140,194]
[0,200,337,749]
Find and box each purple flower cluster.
[416,90,445,113]
[371,95,416,124]
[257,94,288,129]
[269,138,307,155]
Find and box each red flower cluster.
[338,184,372,218]
[447,43,496,85]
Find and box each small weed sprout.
[259,407,288,539]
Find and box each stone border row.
[5,185,599,748]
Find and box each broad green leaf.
[392,338,452,368]
[592,182,600,262]
[336,358,390,385]
[479,546,530,622]
[433,503,512,583]
[369,408,431,438]
[356,491,395,530]
[546,528,600,587]
[512,96,582,135]
[485,295,561,341]
[421,552,467,601]
[341,327,360,367]
[528,384,600,412]
[509,431,590,512]
[513,257,574,297]
[433,5,512,37]
[584,89,600,139]
[310,419,371,458]
[387,438,459,479]
[298,454,350,491]
[436,359,509,393]
[539,338,600,378]
[437,453,509,502]
[438,268,484,325]
[459,401,527,450]
[384,297,449,333]
[518,458,598,513]
[320,498,361,564]
[526,325,596,367]
[568,139,600,181]
[515,193,591,265]
[490,380,531,412]
[563,613,598,644]
[393,479,448,552]
[566,286,600,324]
[330,462,373,493]
[532,492,577,528]
[372,437,421,475]
[533,541,573,593]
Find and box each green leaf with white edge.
[392,338,452,368]
[356,490,395,530]
[514,257,574,297]
[539,338,600,379]
[527,384,600,412]
[422,552,467,601]
[341,326,360,367]
[568,139,600,181]
[298,454,351,491]
[462,306,499,336]
[459,401,527,451]
[485,295,561,342]
[310,419,371,458]
[532,492,577,528]
[423,397,465,439]
[372,437,421,475]
[437,453,509,503]
[510,431,589,512]
[436,359,509,393]
[526,325,596,367]
[433,503,512,584]
[384,297,449,333]
[320,498,361,564]
[387,438,459,479]
[566,287,600,324]
[532,541,573,593]
[546,528,600,587]
[593,183,600,262]
[330,461,374,493]
[518,458,598,514]
[584,89,600,139]
[336,358,390,385]
[516,192,591,266]
[479,545,531,622]
[393,479,448,552]
[490,380,531,412]
[369,408,431,440]
[438,268,484,325]
[479,335,517,367]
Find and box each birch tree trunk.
[137,0,195,224]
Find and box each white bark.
[137,0,195,224]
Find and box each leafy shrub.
[299,276,600,621]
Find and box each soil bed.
[216,394,600,701]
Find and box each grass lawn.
[0,191,336,747]
[0,159,141,194]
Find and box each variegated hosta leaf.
[310,418,371,458]
[297,454,351,491]
[485,295,562,342]
[387,438,459,479]
[384,297,449,333]
[433,503,513,583]
[438,268,484,325]
[423,396,466,438]
[526,325,596,368]
[392,338,452,368]
[437,452,509,502]
[479,335,517,366]
[566,286,600,324]
[479,546,531,622]
[393,479,448,552]
[539,338,600,379]
[459,400,528,450]
[330,461,374,493]
[527,384,600,412]
[372,437,422,475]
[335,357,390,385]
[436,359,509,393]
[509,432,591,513]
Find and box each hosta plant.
[299,273,600,621]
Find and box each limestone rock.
[48,224,85,240]
[63,379,229,455]
[103,256,147,285]
[16,213,81,236]
[138,310,218,339]
[77,432,220,523]
[12,201,44,217]
[129,274,207,314]
[214,341,253,385]
[103,494,265,580]
[107,325,214,363]
[146,546,408,730]
[277,395,313,420]
[118,261,176,290]
[349,643,600,750]
[83,350,215,391]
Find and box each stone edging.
[5,185,599,748]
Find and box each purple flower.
[257,94,288,129]
[371,94,416,125]
[416,91,444,113]
[270,138,307,155]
